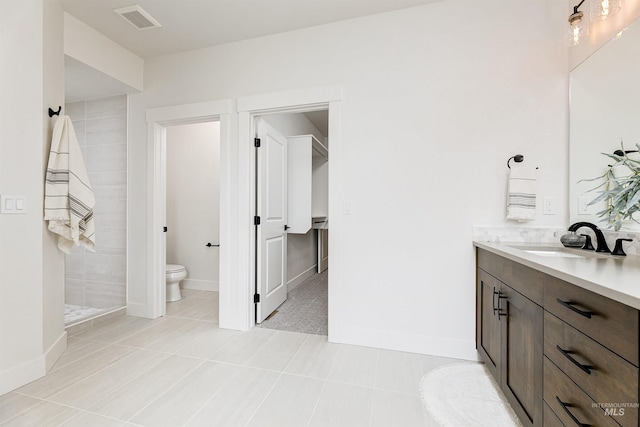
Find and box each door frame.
[145,99,232,321]
[237,86,343,333]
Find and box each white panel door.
[256,119,288,323]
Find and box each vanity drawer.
[477,249,543,305]
[544,357,620,427]
[544,311,638,427]
[544,278,639,365]
[543,401,564,427]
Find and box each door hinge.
[163,226,167,232]
[254,293,260,303]
[254,216,261,225]
[254,137,261,148]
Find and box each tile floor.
[1,289,461,426]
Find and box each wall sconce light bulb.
[591,0,621,21]
[601,0,610,17]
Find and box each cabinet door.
[476,269,501,379]
[500,285,543,427]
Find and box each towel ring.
[507,154,524,169]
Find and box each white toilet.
[166,264,187,302]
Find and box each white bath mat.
[419,363,522,427]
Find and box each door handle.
[284,225,290,231]
[205,243,219,247]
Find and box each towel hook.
[48,106,62,117]
[507,154,524,169]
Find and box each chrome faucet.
[567,222,611,253]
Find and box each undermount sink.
[522,249,586,259]
[506,245,594,259]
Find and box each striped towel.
[44,115,96,253]
[506,167,537,222]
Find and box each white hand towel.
[506,167,537,222]
[44,116,96,253]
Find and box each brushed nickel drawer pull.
[556,345,593,375]
[556,396,591,427]
[557,299,593,319]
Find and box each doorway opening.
[164,121,221,319]
[145,100,231,323]
[252,110,329,336]
[237,86,342,338]
[63,95,128,327]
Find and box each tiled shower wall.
[64,95,127,309]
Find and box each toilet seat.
[166,264,186,274]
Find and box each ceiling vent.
[114,5,161,30]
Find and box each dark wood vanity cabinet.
[477,251,544,427]
[477,248,640,427]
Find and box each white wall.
[64,12,143,92]
[166,122,220,291]
[128,1,569,359]
[0,0,66,394]
[42,0,67,373]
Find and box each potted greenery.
[583,142,640,231]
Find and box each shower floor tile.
[65,305,110,325]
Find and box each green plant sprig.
[579,142,640,231]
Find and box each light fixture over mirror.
[568,0,588,46]
[591,0,622,21]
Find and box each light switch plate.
[343,200,353,215]
[1,195,27,214]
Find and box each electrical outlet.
[543,197,556,215]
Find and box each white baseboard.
[45,331,67,372]
[0,331,68,394]
[329,326,479,362]
[0,356,46,395]
[287,265,317,292]
[182,279,218,292]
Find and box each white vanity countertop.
[473,241,640,310]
